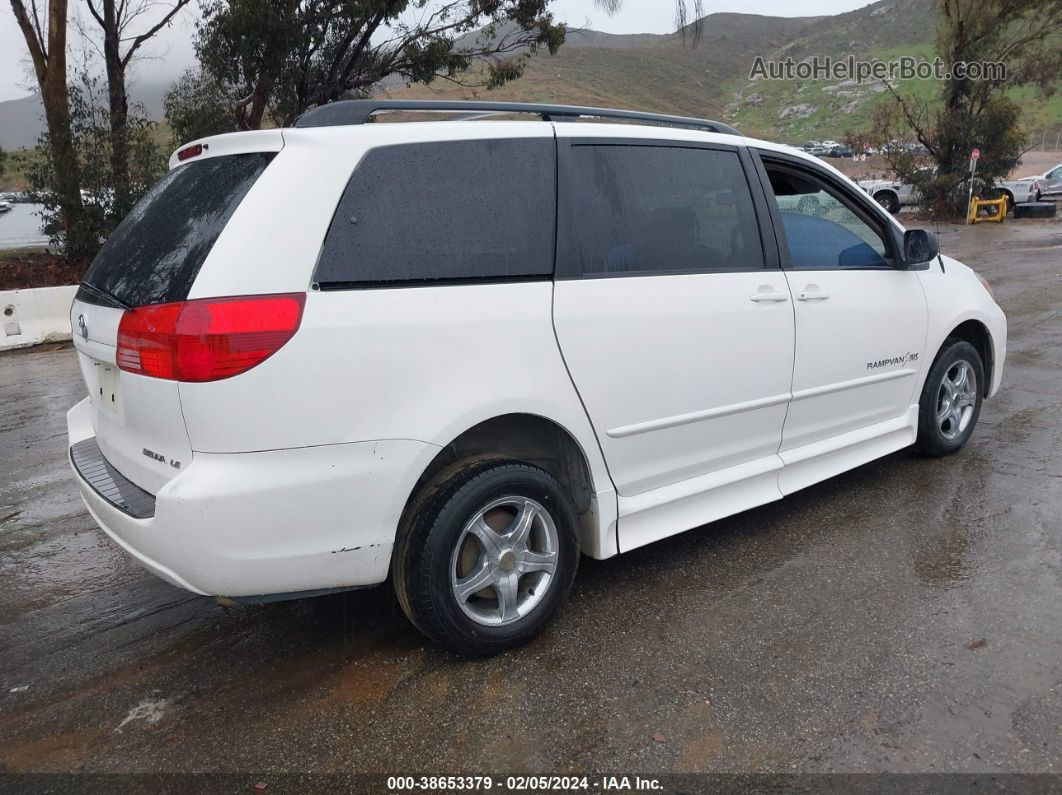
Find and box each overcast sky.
[0,0,875,103]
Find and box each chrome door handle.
[750,291,789,303]
[796,290,830,301]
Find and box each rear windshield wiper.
[77,282,131,310]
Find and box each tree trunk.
[236,75,273,131]
[102,0,131,218]
[10,0,84,238]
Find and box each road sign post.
[967,148,981,224]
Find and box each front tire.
[914,339,984,457]
[393,462,579,657]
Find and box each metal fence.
[1029,129,1062,151]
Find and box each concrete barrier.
[0,285,78,351]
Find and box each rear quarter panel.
[175,122,617,552]
[184,130,353,299]
[177,280,618,555]
[178,283,600,451]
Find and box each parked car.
[820,140,842,151]
[995,176,1042,207]
[0,201,11,215]
[802,140,828,156]
[825,145,853,158]
[862,171,1042,215]
[1009,163,1062,199]
[67,100,1007,656]
[858,177,918,214]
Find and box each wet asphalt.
[1,217,1060,777]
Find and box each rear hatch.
[71,140,280,494]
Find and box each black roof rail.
[292,99,741,136]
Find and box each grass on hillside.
[1,121,176,192]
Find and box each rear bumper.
[67,397,440,597]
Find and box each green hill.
[392,0,1062,144]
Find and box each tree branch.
[10,0,48,80]
[120,0,192,66]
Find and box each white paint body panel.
[918,256,1007,398]
[553,273,794,497]
[998,178,1040,204]
[780,269,928,450]
[176,281,619,559]
[67,118,1007,598]
[69,297,193,494]
[68,397,436,596]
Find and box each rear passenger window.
[315,138,555,286]
[558,145,764,277]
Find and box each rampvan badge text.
[867,352,919,370]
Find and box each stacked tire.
[1013,202,1056,219]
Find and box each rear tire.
[914,339,984,457]
[393,461,579,657]
[874,191,901,215]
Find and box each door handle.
[750,290,789,303]
[796,290,830,301]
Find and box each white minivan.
[67,100,1006,656]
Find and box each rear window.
[315,138,555,287]
[82,152,275,307]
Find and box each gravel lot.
[1,217,1060,779]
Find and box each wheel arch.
[874,188,900,211]
[943,319,994,396]
[395,413,614,563]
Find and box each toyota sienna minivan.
[67,100,1006,656]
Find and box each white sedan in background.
[858,178,919,214]
[859,173,1044,214]
[1008,163,1062,201]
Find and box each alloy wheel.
[936,359,978,440]
[449,496,560,627]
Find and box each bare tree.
[83,0,192,216]
[9,0,84,236]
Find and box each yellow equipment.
[967,195,1008,224]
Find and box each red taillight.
[177,143,206,161]
[116,293,305,382]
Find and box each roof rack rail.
[292,99,741,136]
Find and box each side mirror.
[901,229,939,267]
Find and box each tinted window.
[83,153,275,306]
[765,166,890,269]
[315,138,555,286]
[558,145,764,277]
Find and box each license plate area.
[91,360,122,417]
